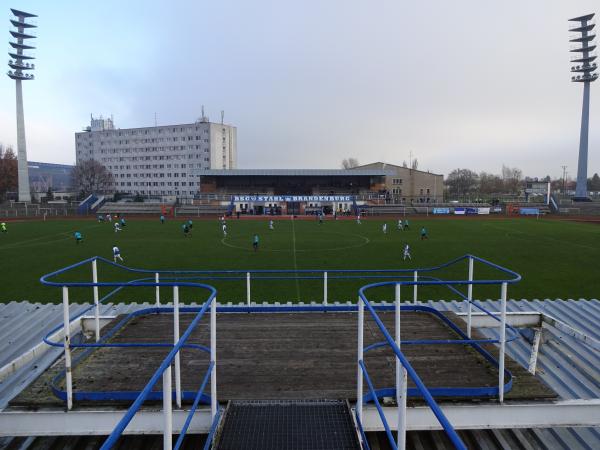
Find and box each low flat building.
[352,162,444,203]
[195,168,391,214]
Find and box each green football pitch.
[0,216,598,304]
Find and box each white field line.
[291,217,301,301]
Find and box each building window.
[392,178,403,185]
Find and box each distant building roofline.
[194,169,394,177]
[352,161,443,177]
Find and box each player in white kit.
[403,244,412,261]
[112,245,124,262]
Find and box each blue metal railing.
[40,257,221,449]
[39,253,522,449]
[354,255,521,450]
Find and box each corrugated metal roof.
[191,169,393,176]
[0,299,599,449]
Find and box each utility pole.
[561,165,568,194]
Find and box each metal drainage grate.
[215,399,361,450]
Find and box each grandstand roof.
[1,298,599,449]
[195,169,394,176]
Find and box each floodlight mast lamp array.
[569,13,598,201]
[7,8,37,203]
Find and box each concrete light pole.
[7,8,37,203]
[569,13,598,201]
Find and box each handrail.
[40,258,221,450]
[100,290,217,449]
[355,255,520,449]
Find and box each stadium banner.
[466,207,479,215]
[454,208,466,215]
[433,207,450,214]
[519,207,540,215]
[477,207,491,215]
[232,195,354,202]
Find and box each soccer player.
[382,223,387,234]
[97,214,104,223]
[222,223,227,237]
[253,234,259,251]
[356,214,361,225]
[397,219,403,230]
[106,214,112,222]
[319,213,323,225]
[188,219,193,229]
[403,243,412,261]
[120,218,126,227]
[160,214,165,224]
[1,222,6,233]
[114,222,122,233]
[420,226,428,240]
[269,220,274,230]
[182,223,190,237]
[404,219,410,230]
[74,231,83,244]
[112,245,124,262]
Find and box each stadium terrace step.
[214,400,361,450]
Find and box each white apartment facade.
[75,116,237,201]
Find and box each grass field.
[0,216,598,304]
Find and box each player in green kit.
[253,234,259,251]
[1,222,6,233]
[74,231,83,244]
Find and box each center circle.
[221,230,370,252]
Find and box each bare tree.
[445,168,479,198]
[411,158,418,170]
[501,165,523,194]
[341,158,360,169]
[71,159,113,198]
[0,144,17,201]
[479,172,504,194]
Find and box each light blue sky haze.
[1,0,598,180]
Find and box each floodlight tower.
[7,8,37,203]
[569,13,598,201]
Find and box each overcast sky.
[1,0,598,179]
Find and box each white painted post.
[211,296,217,420]
[62,286,73,410]
[356,295,364,422]
[162,365,173,449]
[155,272,160,307]
[395,283,406,449]
[467,257,474,338]
[323,271,328,305]
[499,282,507,403]
[399,368,408,450]
[173,286,181,408]
[528,328,542,375]
[246,272,251,306]
[413,271,418,304]
[92,260,100,343]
